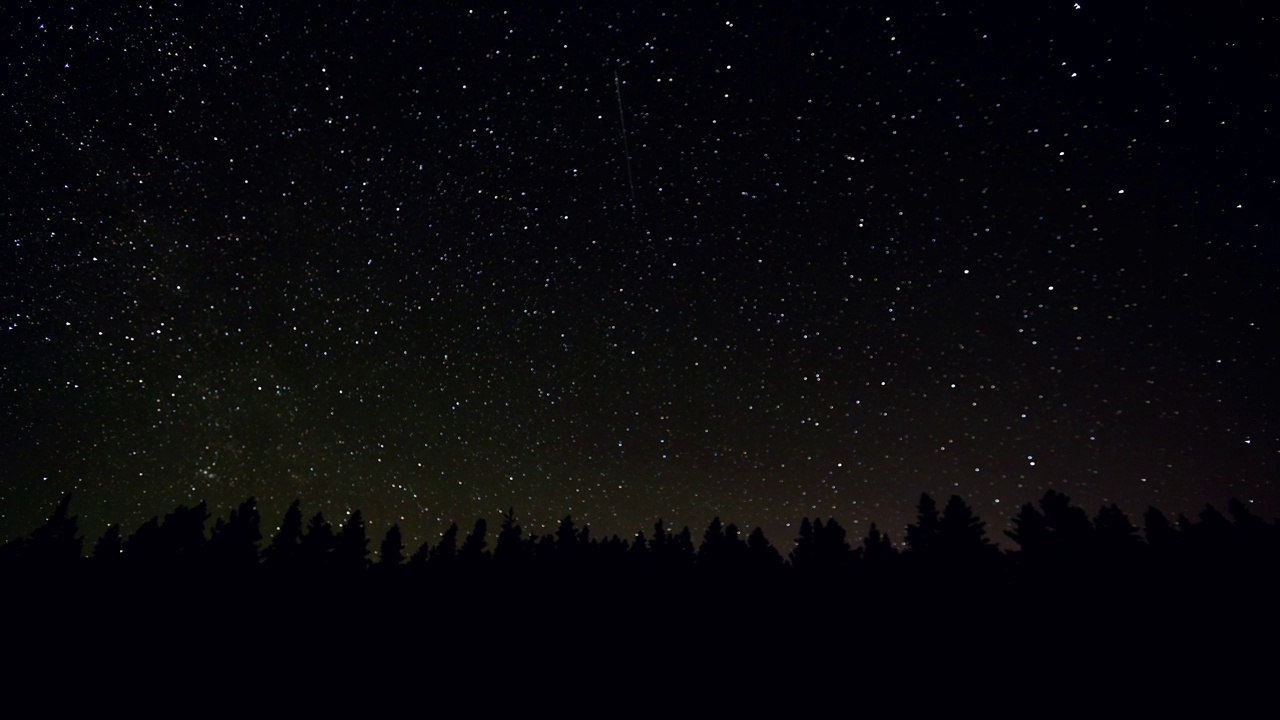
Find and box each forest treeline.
[6,487,1278,688]
[4,490,1278,590]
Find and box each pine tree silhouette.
[428,523,459,566]
[209,497,262,570]
[862,523,897,565]
[409,540,431,566]
[1040,490,1094,551]
[299,512,336,571]
[672,526,695,564]
[699,517,727,565]
[555,515,580,549]
[92,524,123,566]
[122,516,162,566]
[905,493,942,556]
[166,502,211,564]
[458,518,489,564]
[1093,504,1143,559]
[24,493,83,567]
[124,502,209,569]
[1007,490,1092,565]
[1227,498,1272,545]
[1226,498,1277,566]
[494,508,525,566]
[628,530,650,570]
[1192,504,1233,555]
[264,498,304,568]
[698,517,750,573]
[937,495,997,560]
[334,510,370,572]
[1143,506,1180,553]
[746,527,784,573]
[649,519,669,557]
[647,519,694,570]
[379,524,405,566]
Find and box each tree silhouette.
[122,516,162,565]
[672,526,695,564]
[937,495,997,562]
[379,524,405,566]
[862,523,897,565]
[531,533,555,564]
[1040,490,1093,548]
[700,517,726,554]
[790,517,851,573]
[628,530,650,570]
[409,539,431,565]
[549,515,592,569]
[1191,504,1233,555]
[166,502,212,563]
[92,524,123,566]
[905,493,942,556]
[428,523,459,566]
[208,497,262,570]
[555,515,581,549]
[264,498,304,567]
[745,527,784,573]
[1226,497,1277,565]
[20,493,84,567]
[334,510,370,572]
[1007,490,1093,565]
[4,489,1274,608]
[1006,501,1048,556]
[299,511,336,571]
[1093,504,1143,558]
[1227,498,1272,544]
[700,519,753,573]
[699,517,748,571]
[1143,506,1180,553]
[123,502,209,569]
[493,508,526,566]
[594,533,630,569]
[458,518,489,564]
[648,519,694,570]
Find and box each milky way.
[2,3,1275,551]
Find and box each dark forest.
[5,490,1276,700]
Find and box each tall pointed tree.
[699,517,727,567]
[92,524,123,566]
[699,517,748,571]
[1094,504,1142,555]
[1143,506,1179,552]
[379,524,405,566]
[299,511,336,570]
[209,497,263,569]
[458,518,489,564]
[746,526,783,572]
[493,508,525,566]
[905,493,942,556]
[790,518,851,572]
[937,494,996,559]
[1008,490,1095,576]
[862,523,897,564]
[123,516,162,565]
[790,518,814,569]
[429,523,459,566]
[1046,490,1092,540]
[26,493,84,567]
[264,498,304,567]
[335,510,370,572]
[1006,501,1049,554]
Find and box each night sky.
[3,2,1276,552]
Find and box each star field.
[2,2,1276,550]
